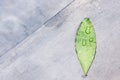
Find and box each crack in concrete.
[0,0,75,58]
[43,0,75,25]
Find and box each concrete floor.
[0,0,73,56]
[0,0,120,80]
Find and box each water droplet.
[89,38,93,42]
[82,39,86,46]
[85,27,91,34]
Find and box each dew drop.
[85,27,91,34]
[82,39,86,46]
[89,38,93,42]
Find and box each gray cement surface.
[0,0,73,56]
[0,0,120,80]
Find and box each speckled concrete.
[0,0,73,56]
[0,0,120,80]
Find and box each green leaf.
[75,18,96,76]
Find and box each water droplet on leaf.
[85,27,91,34]
[89,38,93,42]
[82,39,86,46]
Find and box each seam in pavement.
[0,0,75,58]
[43,0,75,25]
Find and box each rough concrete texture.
[0,0,73,56]
[0,0,120,80]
